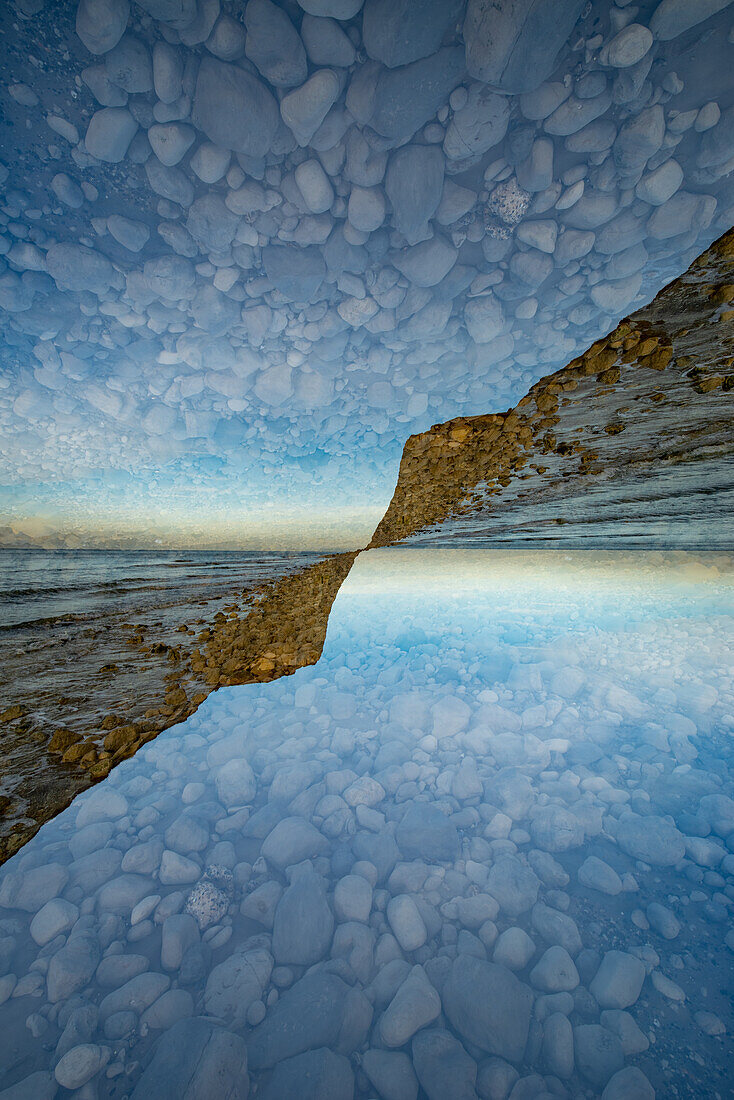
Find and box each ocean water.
[0,550,731,1098]
[0,550,323,630]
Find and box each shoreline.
[0,552,356,864]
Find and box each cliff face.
[370,228,734,549]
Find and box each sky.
[1,0,733,548]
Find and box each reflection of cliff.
[370,228,734,549]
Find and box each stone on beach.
[443,955,533,1063]
[130,1018,249,1100]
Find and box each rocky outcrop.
[370,227,734,548]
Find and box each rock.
[385,145,445,245]
[245,0,307,87]
[493,927,536,971]
[455,893,499,928]
[412,1028,478,1100]
[192,57,279,157]
[347,186,386,233]
[295,159,334,214]
[186,194,239,254]
[145,157,194,205]
[104,34,152,92]
[444,83,510,162]
[464,295,504,344]
[530,805,581,853]
[590,274,642,313]
[542,1012,574,1078]
[387,894,428,952]
[636,159,683,206]
[362,1049,418,1100]
[544,90,612,137]
[529,946,579,992]
[0,863,69,912]
[0,1072,57,1100]
[215,757,256,808]
[185,880,229,930]
[135,0,197,26]
[363,0,463,69]
[463,0,585,93]
[272,871,334,965]
[107,214,149,251]
[147,123,195,166]
[84,107,137,161]
[99,971,170,1023]
[281,70,341,146]
[578,856,622,895]
[600,1010,649,1056]
[248,970,358,1069]
[651,970,685,1002]
[646,902,680,939]
[391,237,458,288]
[159,851,200,885]
[531,903,582,956]
[590,950,646,1009]
[161,913,199,971]
[29,898,79,945]
[650,0,733,40]
[259,1047,354,1100]
[487,856,539,916]
[153,41,182,103]
[204,947,273,1024]
[141,988,194,1030]
[97,954,149,988]
[602,1066,655,1100]
[334,874,372,922]
[613,106,665,174]
[606,24,653,67]
[396,802,459,862]
[130,1018,248,1100]
[260,815,329,868]
[190,142,230,183]
[379,964,441,1047]
[520,81,570,120]
[298,0,364,15]
[301,14,355,68]
[371,48,467,143]
[54,1044,109,1089]
[76,0,129,55]
[574,1024,624,1089]
[488,177,530,225]
[47,933,101,1003]
[443,955,533,1063]
[516,219,557,253]
[616,814,685,866]
[262,245,327,302]
[343,776,386,807]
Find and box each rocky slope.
[370,226,734,549]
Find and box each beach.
[0,550,327,862]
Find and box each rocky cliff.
[370,227,734,549]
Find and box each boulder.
[130,1018,248,1100]
[443,955,532,1063]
